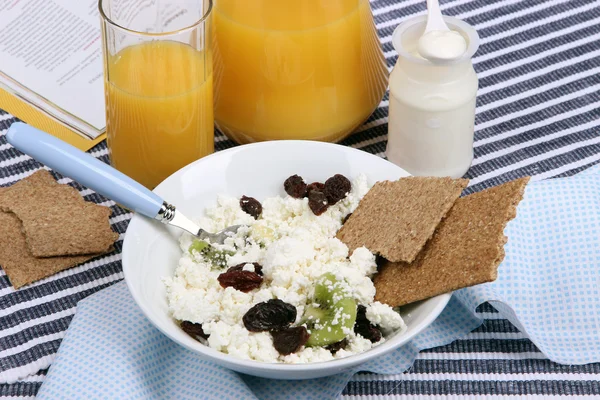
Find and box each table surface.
[2,0,600,398]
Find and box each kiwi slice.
[303,273,357,347]
[188,239,234,269]
[189,240,209,253]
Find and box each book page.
[0,0,105,133]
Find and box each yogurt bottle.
[386,16,480,178]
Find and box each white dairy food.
[417,30,467,61]
[386,16,480,178]
[163,174,408,363]
[366,302,407,334]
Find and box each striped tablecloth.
[1,0,600,397]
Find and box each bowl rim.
[122,140,452,373]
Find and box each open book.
[0,0,105,139]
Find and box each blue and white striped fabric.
[2,0,600,397]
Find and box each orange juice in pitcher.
[213,0,388,144]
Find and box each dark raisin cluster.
[306,182,325,195]
[308,190,329,216]
[242,299,311,356]
[325,338,348,354]
[324,174,352,204]
[218,263,263,292]
[240,195,262,219]
[227,262,263,275]
[271,326,310,355]
[354,305,382,343]
[284,175,308,198]
[284,173,352,216]
[243,299,297,332]
[180,321,209,340]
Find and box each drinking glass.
[212,0,388,144]
[100,0,213,189]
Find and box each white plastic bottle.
[386,16,480,178]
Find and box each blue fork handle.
[6,122,164,218]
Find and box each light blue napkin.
[37,165,600,400]
[456,164,600,365]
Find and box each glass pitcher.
[212,0,388,144]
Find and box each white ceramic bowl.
[122,141,451,380]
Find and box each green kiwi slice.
[303,273,357,347]
[188,239,234,269]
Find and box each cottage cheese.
[163,174,407,363]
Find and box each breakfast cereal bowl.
[122,141,451,380]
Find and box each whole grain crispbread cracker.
[0,212,108,289]
[0,170,118,257]
[374,177,530,307]
[337,177,468,263]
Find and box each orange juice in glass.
[213,0,388,144]
[100,0,213,189]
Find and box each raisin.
[240,196,262,219]
[227,262,263,276]
[180,321,209,340]
[243,299,297,332]
[218,270,263,292]
[306,182,325,197]
[356,305,368,321]
[342,213,352,225]
[284,175,307,198]
[308,190,329,216]
[325,338,348,354]
[271,326,310,355]
[354,305,382,343]
[324,174,351,204]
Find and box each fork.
[6,122,242,244]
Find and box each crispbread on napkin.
[0,170,118,257]
[337,177,468,263]
[374,177,529,307]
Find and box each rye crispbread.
[374,177,530,307]
[0,170,118,257]
[337,177,468,263]
[0,212,107,288]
